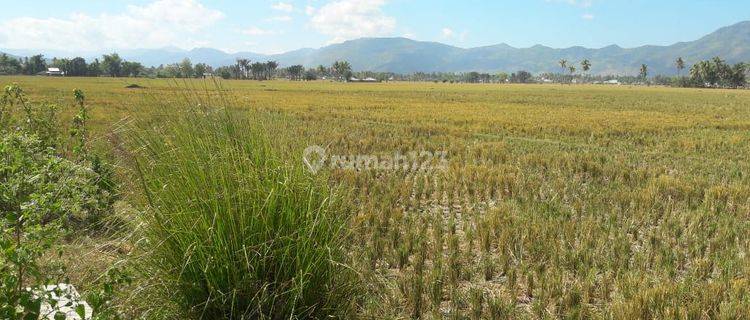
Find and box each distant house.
[348,77,380,83]
[45,68,64,76]
[603,79,620,85]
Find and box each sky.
[0,0,748,54]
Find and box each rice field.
[3,76,750,319]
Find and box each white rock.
[32,284,93,320]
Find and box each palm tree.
[568,65,576,83]
[581,59,591,82]
[250,62,266,80]
[558,59,568,82]
[332,61,352,81]
[639,64,648,83]
[690,60,712,87]
[236,59,250,79]
[290,65,306,80]
[676,57,685,77]
[712,57,730,86]
[265,61,278,80]
[316,65,328,77]
[689,63,701,83]
[701,60,717,86]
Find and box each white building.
[45,68,64,76]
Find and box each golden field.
[2,76,750,319]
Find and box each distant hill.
[3,21,749,75]
[115,47,266,68]
[0,51,20,59]
[274,21,750,75]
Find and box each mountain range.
[3,21,750,76]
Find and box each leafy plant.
[0,132,76,319]
[1,83,59,147]
[0,85,121,318]
[86,266,133,320]
[70,89,88,157]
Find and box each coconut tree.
[265,61,278,80]
[236,59,250,79]
[568,65,576,83]
[581,59,591,82]
[558,59,568,82]
[690,61,707,86]
[639,64,648,83]
[250,62,266,80]
[316,65,328,77]
[288,65,304,80]
[332,61,352,81]
[729,62,746,88]
[676,57,685,77]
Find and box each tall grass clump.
[130,104,357,319]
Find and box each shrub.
[130,108,358,319]
[2,84,117,229]
[0,85,120,319]
[1,84,59,147]
[0,132,102,318]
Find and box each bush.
[1,84,59,148]
[0,85,120,319]
[0,132,106,319]
[130,108,358,319]
[1,84,117,228]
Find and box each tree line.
[0,53,216,78]
[0,52,356,81]
[549,57,746,88]
[0,53,148,77]
[677,57,747,88]
[214,60,354,82]
[1,51,747,88]
[214,59,277,80]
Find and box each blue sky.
[0,0,748,54]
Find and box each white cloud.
[310,0,396,43]
[0,0,223,51]
[271,2,294,12]
[267,15,293,22]
[546,0,593,8]
[581,13,594,20]
[305,5,316,16]
[242,26,278,36]
[441,28,454,39]
[441,28,467,42]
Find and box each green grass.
[128,103,357,319]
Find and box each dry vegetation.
[2,76,750,319]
